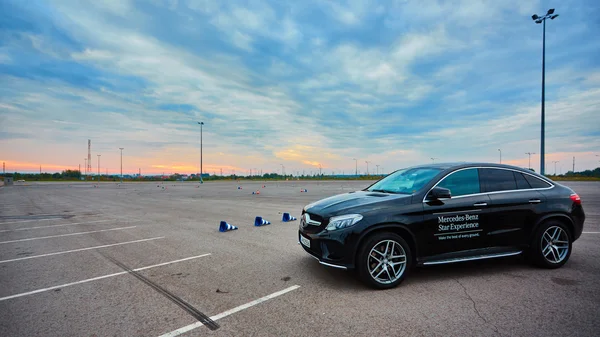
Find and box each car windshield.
[366,167,443,194]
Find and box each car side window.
[480,168,517,192]
[523,174,552,188]
[514,172,531,189]
[436,168,480,197]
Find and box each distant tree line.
[558,167,600,178]
[3,167,597,182]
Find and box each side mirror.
[428,187,451,200]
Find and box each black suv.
[298,163,585,289]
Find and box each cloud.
[1,0,599,174]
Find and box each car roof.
[405,162,540,174]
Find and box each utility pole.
[119,148,124,183]
[198,121,204,183]
[97,154,101,181]
[365,161,371,175]
[525,152,536,170]
[572,156,575,173]
[552,160,559,175]
[353,158,358,176]
[532,9,559,175]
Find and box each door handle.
[473,202,488,207]
[529,199,542,204]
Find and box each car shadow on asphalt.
[297,255,532,291]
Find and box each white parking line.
[0,254,211,301]
[0,226,137,244]
[158,285,301,337]
[0,237,165,264]
[0,218,60,225]
[0,220,113,233]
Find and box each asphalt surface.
[0,180,598,337]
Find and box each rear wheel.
[357,232,412,289]
[530,220,572,269]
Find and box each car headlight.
[325,214,363,231]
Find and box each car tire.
[357,232,412,289]
[530,220,572,269]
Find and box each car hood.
[303,190,412,218]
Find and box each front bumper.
[298,230,355,270]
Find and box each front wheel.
[356,232,412,289]
[530,220,572,269]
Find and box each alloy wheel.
[541,226,569,264]
[367,240,407,284]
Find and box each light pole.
[532,8,559,175]
[97,154,101,182]
[431,157,438,163]
[365,161,371,175]
[119,148,124,183]
[198,121,204,183]
[376,164,380,175]
[84,158,87,180]
[552,160,559,175]
[280,164,285,177]
[525,152,536,170]
[498,149,502,164]
[353,158,358,176]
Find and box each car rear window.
[480,168,517,192]
[514,172,531,189]
[523,174,552,188]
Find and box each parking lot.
[1,180,599,336]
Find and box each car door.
[420,168,492,257]
[480,168,549,248]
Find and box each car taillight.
[570,194,581,205]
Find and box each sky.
[1,0,599,176]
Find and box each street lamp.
[431,157,438,163]
[353,158,358,176]
[498,149,502,164]
[376,164,380,175]
[552,160,559,175]
[198,122,204,183]
[365,161,371,175]
[97,154,101,182]
[532,8,559,175]
[119,148,124,183]
[525,152,536,169]
[280,164,285,177]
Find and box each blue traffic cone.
[252,191,255,195]
[254,216,271,227]
[282,213,297,222]
[219,221,238,232]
